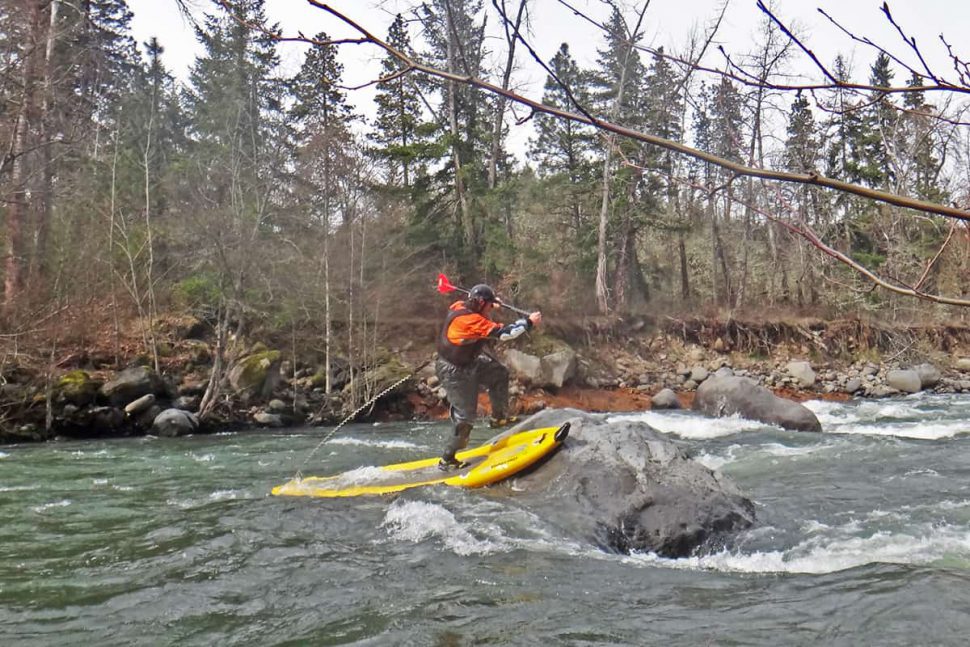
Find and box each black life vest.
[436,305,488,366]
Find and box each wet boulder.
[493,409,755,558]
[693,375,821,432]
[151,408,199,437]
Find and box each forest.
[2,0,969,427]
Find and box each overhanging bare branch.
[301,2,970,224]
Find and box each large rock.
[956,358,970,372]
[786,361,816,388]
[912,363,941,389]
[505,347,577,389]
[541,349,577,388]
[229,350,282,400]
[343,356,411,397]
[492,409,755,557]
[100,366,165,406]
[886,369,921,393]
[505,349,542,383]
[57,370,100,407]
[651,388,681,410]
[693,375,822,432]
[151,408,199,437]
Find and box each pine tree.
[369,14,432,189]
[289,31,355,228]
[642,47,684,179]
[588,6,652,312]
[288,33,359,394]
[527,43,597,271]
[901,71,946,203]
[785,92,818,174]
[860,52,897,189]
[416,0,489,271]
[529,43,596,179]
[592,8,645,126]
[180,0,289,305]
[183,0,287,217]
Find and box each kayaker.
[436,283,542,470]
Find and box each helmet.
[467,284,497,311]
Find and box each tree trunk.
[4,0,45,308]
[594,141,614,314]
[30,0,59,287]
[678,232,690,300]
[443,2,475,261]
[488,0,527,190]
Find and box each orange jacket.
[444,300,501,345]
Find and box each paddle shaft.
[446,284,532,317]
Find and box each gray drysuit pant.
[436,354,510,461]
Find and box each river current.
[2,394,970,645]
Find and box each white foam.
[381,500,506,556]
[628,524,970,574]
[607,411,762,439]
[209,489,243,501]
[69,449,110,458]
[324,466,389,486]
[32,499,72,513]
[760,442,828,457]
[0,485,36,492]
[329,437,423,450]
[804,396,970,439]
[0,451,8,459]
[694,440,830,471]
[835,420,969,440]
[693,450,733,471]
[191,453,216,462]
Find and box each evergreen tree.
[860,52,897,189]
[369,14,433,189]
[589,7,652,312]
[708,77,744,166]
[592,8,645,126]
[289,31,355,228]
[528,43,597,271]
[416,0,489,271]
[642,47,684,179]
[529,43,596,178]
[180,0,289,304]
[785,92,818,174]
[901,71,945,203]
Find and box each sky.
[128,0,970,153]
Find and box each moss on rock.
[229,350,282,399]
[57,370,100,406]
[343,356,412,395]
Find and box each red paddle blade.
[436,273,456,294]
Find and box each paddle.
[436,273,533,317]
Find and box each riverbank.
[2,313,969,443]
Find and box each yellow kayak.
[272,423,570,498]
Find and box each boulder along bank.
[2,314,970,443]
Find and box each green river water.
[3,394,970,645]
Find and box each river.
[2,393,970,645]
